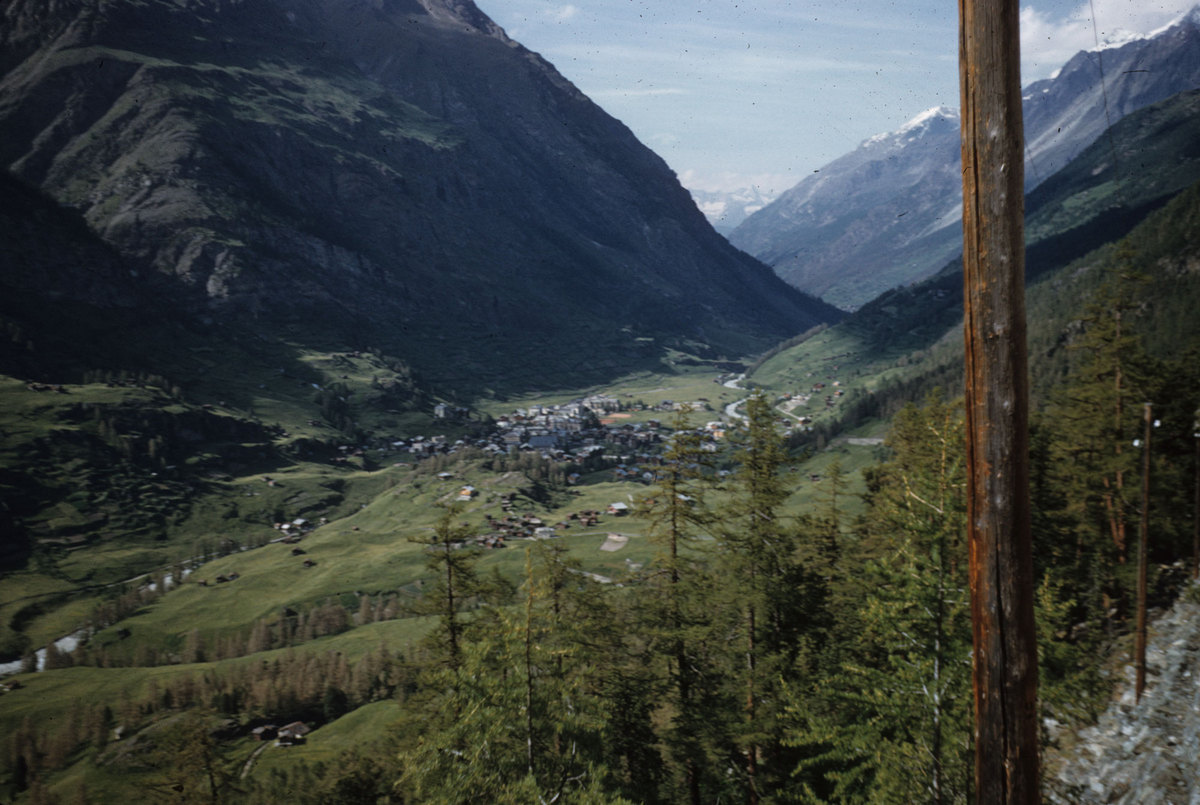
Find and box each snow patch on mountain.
[863,105,960,148]
[688,184,781,235]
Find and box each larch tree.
[1041,255,1154,623]
[717,389,803,802]
[635,409,726,804]
[792,396,973,803]
[410,504,480,672]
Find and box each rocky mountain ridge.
[0,0,839,395]
[731,7,1200,310]
[730,106,962,308]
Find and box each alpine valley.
[3,1,1200,803]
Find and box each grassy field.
[478,361,743,423]
[250,699,405,774]
[3,348,889,657]
[748,324,928,415]
[1,348,899,801]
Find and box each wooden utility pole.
[958,0,1040,800]
[1135,403,1153,702]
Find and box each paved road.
[723,373,747,420]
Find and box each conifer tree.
[145,710,242,803]
[1040,254,1156,624]
[790,396,973,803]
[398,541,619,802]
[635,409,727,804]
[410,505,480,671]
[717,390,802,801]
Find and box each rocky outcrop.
[1049,580,1200,803]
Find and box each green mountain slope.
[0,0,840,609]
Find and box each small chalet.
[251,724,278,741]
[276,721,311,745]
[607,502,630,516]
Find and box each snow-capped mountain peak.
[729,6,1200,310]
[1076,3,1200,60]
[864,105,959,147]
[1150,3,1200,38]
[899,105,960,132]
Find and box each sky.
[475,0,1198,196]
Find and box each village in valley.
[254,378,846,563]
[0,364,865,749]
[97,357,862,602]
[347,373,854,552]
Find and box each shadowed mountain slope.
[0,0,840,393]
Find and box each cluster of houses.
[465,504,631,549]
[391,404,666,466]
[317,391,727,474]
[251,720,311,746]
[273,516,325,539]
[464,396,721,463]
[481,512,559,543]
[282,394,748,535]
[776,377,847,423]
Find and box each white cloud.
[1020,1,1196,81]
[548,4,579,24]
[678,169,798,197]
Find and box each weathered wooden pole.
[958,0,1040,800]
[1134,402,1153,702]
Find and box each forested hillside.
[4,169,1200,799]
